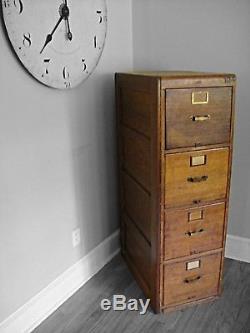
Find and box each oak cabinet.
[116,71,236,313]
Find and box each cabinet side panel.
[121,87,152,138]
[115,74,161,311]
[123,214,151,297]
[122,126,151,191]
[122,172,151,242]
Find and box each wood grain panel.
[165,148,229,208]
[164,203,225,260]
[163,253,222,306]
[122,126,151,191]
[122,172,151,242]
[166,87,232,149]
[121,88,152,138]
[124,215,152,291]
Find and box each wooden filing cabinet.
[115,71,236,313]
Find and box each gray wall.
[0,0,133,322]
[1,0,249,324]
[132,0,250,239]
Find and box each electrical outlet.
[72,228,81,248]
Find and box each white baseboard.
[0,230,120,333]
[225,234,250,263]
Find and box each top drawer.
[165,87,232,149]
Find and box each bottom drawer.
[163,252,222,307]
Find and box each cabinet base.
[161,295,219,313]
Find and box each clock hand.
[40,14,64,54]
[64,0,73,41]
[65,18,73,41]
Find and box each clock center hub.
[59,4,70,19]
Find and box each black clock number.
[63,66,70,80]
[96,10,102,24]
[14,0,23,14]
[63,66,70,88]
[23,33,31,48]
[42,59,50,77]
[4,0,10,8]
[82,59,87,72]
[94,36,97,48]
[94,35,102,50]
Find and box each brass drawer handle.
[184,276,201,284]
[185,229,205,237]
[187,175,208,183]
[190,115,211,122]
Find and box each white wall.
[132,0,250,239]
[0,0,133,322]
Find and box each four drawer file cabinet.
[115,71,236,313]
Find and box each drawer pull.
[184,276,201,284]
[190,115,211,122]
[193,200,201,204]
[187,175,208,183]
[185,229,205,237]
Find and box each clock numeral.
[96,11,107,24]
[93,36,102,50]
[14,0,23,14]
[42,59,50,77]
[64,82,71,89]
[63,67,70,88]
[96,10,103,24]
[23,33,31,48]
[93,36,97,48]
[82,59,87,72]
[4,0,11,8]
[63,66,70,80]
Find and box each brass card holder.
[186,260,201,270]
[188,209,204,222]
[190,155,207,167]
[192,91,209,104]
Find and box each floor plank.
[33,256,250,333]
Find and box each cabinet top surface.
[116,71,236,79]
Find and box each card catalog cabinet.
[115,71,236,313]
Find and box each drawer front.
[163,253,221,306]
[165,148,229,208]
[164,203,225,260]
[166,87,232,149]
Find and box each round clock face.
[2,0,107,89]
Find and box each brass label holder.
[186,260,201,270]
[190,155,207,167]
[188,210,204,222]
[192,91,209,104]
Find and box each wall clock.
[1,0,107,89]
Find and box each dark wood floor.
[34,255,250,333]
